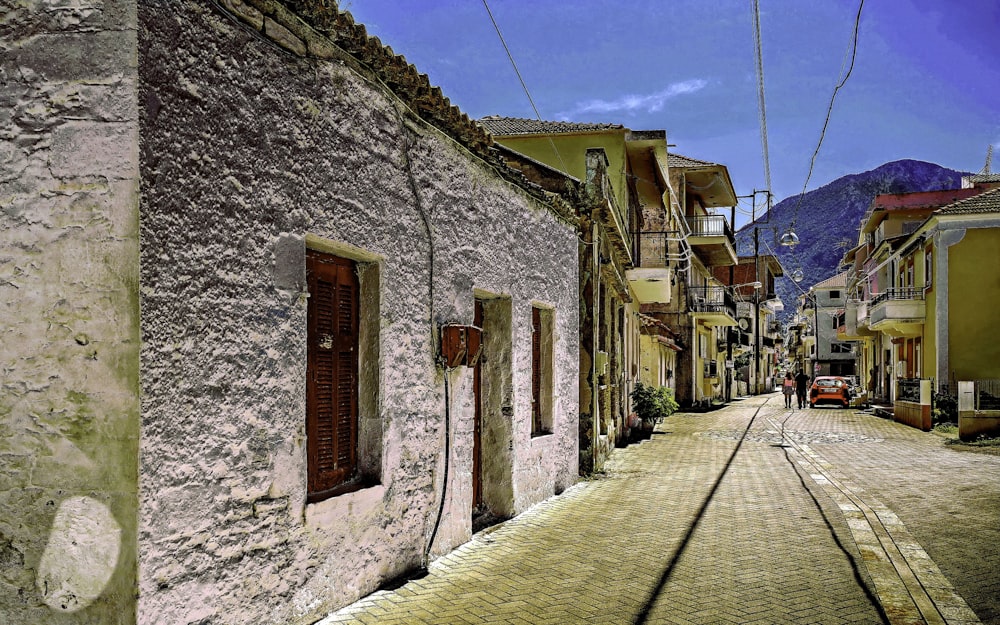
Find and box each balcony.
[685,215,738,267]
[837,300,874,341]
[686,285,737,327]
[869,288,925,337]
[627,231,677,304]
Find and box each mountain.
[734,159,966,318]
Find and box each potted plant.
[630,383,679,440]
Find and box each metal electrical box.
[440,324,468,368]
[441,324,484,368]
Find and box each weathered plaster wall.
[1,1,140,623]
[137,2,578,623]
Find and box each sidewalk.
[317,395,1000,625]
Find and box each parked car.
[809,376,852,409]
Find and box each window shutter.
[531,307,542,434]
[307,251,359,496]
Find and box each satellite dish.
[738,318,750,331]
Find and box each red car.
[809,376,852,409]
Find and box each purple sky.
[343,0,999,228]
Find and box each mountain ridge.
[734,159,967,318]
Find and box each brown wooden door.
[531,306,542,435]
[472,300,484,511]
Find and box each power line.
[751,0,773,212]
[481,0,569,173]
[789,0,865,230]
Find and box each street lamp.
[779,228,800,247]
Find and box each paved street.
[318,394,1000,625]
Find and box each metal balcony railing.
[632,230,683,268]
[940,380,1000,410]
[871,287,925,306]
[685,215,734,240]
[685,285,736,319]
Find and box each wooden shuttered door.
[473,300,484,509]
[531,306,542,435]
[306,250,359,498]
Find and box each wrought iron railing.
[632,230,681,268]
[942,379,1000,410]
[897,378,922,403]
[871,287,924,306]
[685,285,736,319]
[685,215,734,240]
[976,380,1000,410]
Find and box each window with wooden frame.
[924,245,933,289]
[530,306,554,437]
[306,249,359,501]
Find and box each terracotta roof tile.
[935,186,1000,215]
[812,271,849,290]
[667,153,719,168]
[478,116,625,136]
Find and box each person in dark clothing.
[794,370,811,409]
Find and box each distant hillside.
[735,159,966,318]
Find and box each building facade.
[3,2,581,623]
[840,184,1000,434]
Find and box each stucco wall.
[494,133,629,220]
[1,2,140,623]
[948,227,1000,380]
[137,2,578,624]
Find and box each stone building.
[478,118,672,471]
[2,1,580,623]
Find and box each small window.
[924,245,933,289]
[828,290,841,300]
[306,250,359,501]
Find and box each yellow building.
[479,117,668,470]
[842,184,1000,432]
[480,117,740,444]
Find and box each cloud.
[558,79,709,118]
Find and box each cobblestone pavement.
[317,394,1000,625]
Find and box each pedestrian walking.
[795,369,810,409]
[782,372,795,408]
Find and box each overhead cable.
[481,0,569,173]
[751,0,773,213]
[789,0,866,231]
